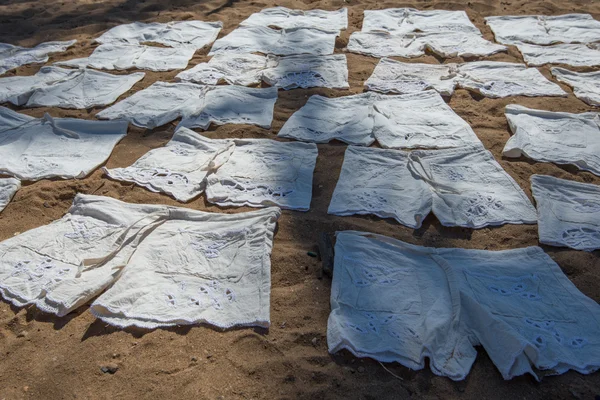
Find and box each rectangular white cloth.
[362,8,481,34]
[329,230,600,381]
[0,107,127,181]
[0,177,20,212]
[531,174,600,251]
[365,58,566,98]
[0,40,76,75]
[516,43,600,67]
[551,67,600,106]
[96,20,223,49]
[485,14,600,45]
[56,43,195,71]
[0,194,280,330]
[240,7,347,32]
[0,66,144,108]
[503,105,600,176]
[209,26,337,56]
[177,53,268,86]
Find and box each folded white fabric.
[531,175,600,251]
[0,107,127,181]
[240,7,347,32]
[0,66,144,108]
[96,20,223,49]
[365,58,566,98]
[56,43,195,71]
[0,40,76,75]
[0,177,20,212]
[278,90,481,148]
[485,14,600,45]
[516,43,600,67]
[97,82,277,129]
[503,105,600,176]
[362,8,481,34]
[551,67,600,106]
[0,194,280,329]
[209,26,337,56]
[329,230,600,380]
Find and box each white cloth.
[96,20,223,49]
[209,26,337,56]
[177,53,268,86]
[0,66,144,108]
[56,43,195,71]
[361,8,480,34]
[0,178,20,212]
[97,82,277,129]
[0,40,76,75]
[485,14,600,45]
[240,7,347,32]
[0,194,280,330]
[329,230,600,381]
[278,90,481,149]
[503,105,600,176]
[365,58,566,98]
[531,174,600,251]
[516,43,600,67]
[551,67,600,106]
[0,107,127,181]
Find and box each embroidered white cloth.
[516,43,600,67]
[96,82,277,129]
[0,40,76,75]
[531,174,600,251]
[551,67,600,106]
[485,14,600,45]
[278,90,481,149]
[503,105,600,176]
[361,8,480,34]
[0,178,20,212]
[0,107,127,181]
[56,43,195,71]
[209,26,337,56]
[96,21,223,49]
[0,66,144,108]
[329,230,600,380]
[0,194,280,329]
[177,53,268,86]
[365,58,566,98]
[240,7,347,32]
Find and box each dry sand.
[1,0,600,398]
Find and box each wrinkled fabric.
[531,174,600,251]
[96,20,223,49]
[366,58,566,98]
[0,66,144,108]
[56,43,195,71]
[361,8,481,34]
[209,26,337,56]
[503,105,600,176]
[516,43,600,67]
[485,14,600,45]
[329,230,600,381]
[0,107,127,181]
[240,7,347,31]
[177,53,268,86]
[0,178,20,212]
[0,40,76,75]
[551,67,600,106]
[0,194,280,330]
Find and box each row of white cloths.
[0,194,280,329]
[0,40,76,75]
[328,231,600,380]
[348,8,505,58]
[105,127,318,210]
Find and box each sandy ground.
[1,0,600,398]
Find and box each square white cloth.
[485,14,600,45]
[503,105,600,176]
[0,40,76,75]
[56,43,195,71]
[0,66,144,108]
[0,177,20,212]
[96,20,223,49]
[209,26,337,56]
[551,67,600,106]
[361,8,480,34]
[0,194,280,330]
[329,230,600,381]
[240,7,347,32]
[531,174,600,251]
[516,43,600,67]
[0,107,127,181]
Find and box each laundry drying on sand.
[0,40,76,75]
[0,178,20,213]
[551,67,600,106]
[516,42,600,67]
[240,7,347,32]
